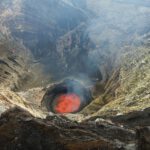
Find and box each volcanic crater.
[0,0,150,149]
[41,79,93,114]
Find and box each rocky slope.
[0,0,89,81]
[0,34,32,90]
[0,107,150,150]
[82,39,150,116]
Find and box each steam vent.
[0,0,150,150]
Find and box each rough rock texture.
[0,88,46,118]
[0,34,50,90]
[0,34,32,90]
[0,0,89,81]
[0,107,150,150]
[90,43,150,117]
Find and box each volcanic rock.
[0,107,150,150]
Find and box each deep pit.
[41,79,93,113]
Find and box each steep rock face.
[0,33,50,90]
[81,37,150,116]
[54,23,102,79]
[0,0,89,81]
[92,43,150,117]
[1,0,149,83]
[0,34,32,90]
[1,0,141,82]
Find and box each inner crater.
[41,79,93,113]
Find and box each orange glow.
[54,93,81,113]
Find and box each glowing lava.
[54,93,81,113]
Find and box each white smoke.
[84,0,150,75]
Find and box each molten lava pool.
[54,93,81,113]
